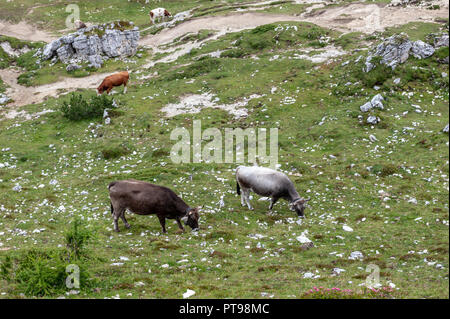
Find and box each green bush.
[64,217,94,258]
[60,93,113,121]
[0,248,94,297]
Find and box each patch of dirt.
[0,68,114,120]
[0,20,56,43]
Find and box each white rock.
[183,289,196,299]
[343,225,353,232]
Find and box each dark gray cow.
[108,179,200,233]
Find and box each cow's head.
[290,198,310,218]
[164,10,171,17]
[149,11,154,18]
[181,207,200,231]
[97,85,105,95]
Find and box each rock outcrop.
[364,34,435,72]
[42,21,139,69]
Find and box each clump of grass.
[60,93,113,121]
[101,141,132,159]
[165,56,221,81]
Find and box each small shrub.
[60,93,113,121]
[0,248,94,297]
[64,217,94,258]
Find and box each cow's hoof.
[125,224,131,229]
[175,229,184,234]
[114,229,120,233]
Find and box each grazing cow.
[108,179,200,233]
[236,166,310,217]
[149,8,171,24]
[74,20,87,29]
[97,71,129,95]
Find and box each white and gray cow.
[236,166,310,217]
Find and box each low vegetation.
[0,3,448,299]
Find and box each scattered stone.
[360,94,384,112]
[182,289,195,299]
[367,116,380,125]
[349,251,364,260]
[369,134,378,142]
[443,124,449,134]
[0,93,11,105]
[66,63,81,72]
[393,77,401,84]
[343,225,353,232]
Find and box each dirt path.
[0,68,113,114]
[0,2,448,118]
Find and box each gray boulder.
[434,34,449,48]
[360,94,384,112]
[365,34,436,72]
[367,116,380,125]
[0,93,10,105]
[41,22,139,69]
[443,124,449,134]
[411,40,435,59]
[365,34,412,72]
[360,101,373,113]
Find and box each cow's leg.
[269,197,279,211]
[240,185,246,207]
[243,189,253,210]
[106,86,112,95]
[176,217,185,231]
[113,207,125,232]
[157,215,167,233]
[123,80,128,94]
[120,210,131,229]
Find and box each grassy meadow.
[0,0,448,299]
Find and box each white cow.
[149,7,171,24]
[236,166,310,217]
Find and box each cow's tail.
[236,181,241,195]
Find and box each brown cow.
[97,71,129,95]
[108,179,200,233]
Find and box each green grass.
[0,9,448,299]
